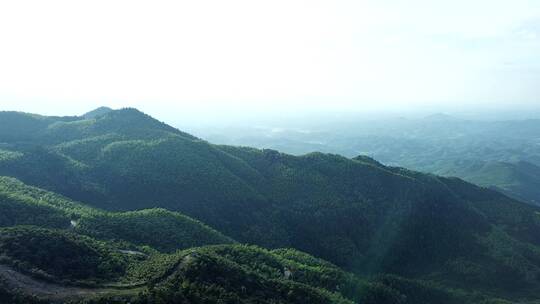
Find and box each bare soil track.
[0,253,195,302]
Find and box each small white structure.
[284,267,293,280]
[70,220,78,228]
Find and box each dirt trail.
[0,264,135,301]
[0,253,195,302]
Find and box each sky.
[0,0,539,123]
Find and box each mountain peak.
[93,107,198,140]
[82,106,113,119]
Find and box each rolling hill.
[0,176,234,251]
[0,226,370,304]
[432,160,540,205]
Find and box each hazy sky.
[0,0,539,122]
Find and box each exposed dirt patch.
[0,264,137,302]
[0,253,195,302]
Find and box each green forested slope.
[0,221,473,304]
[0,176,233,251]
[432,159,540,205]
[195,115,540,207]
[77,208,235,252]
[0,226,139,283]
[2,108,540,302]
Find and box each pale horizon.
[1,0,539,123]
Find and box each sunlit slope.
[0,230,474,304]
[0,176,233,252]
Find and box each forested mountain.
[1,108,540,303]
[0,176,233,251]
[0,179,471,304]
[191,114,540,206]
[0,226,364,304]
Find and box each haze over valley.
[188,110,540,206]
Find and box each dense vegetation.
[0,176,233,251]
[1,108,540,303]
[1,226,477,304]
[2,241,479,304]
[0,192,70,228]
[130,245,357,304]
[431,159,540,206]
[0,226,137,283]
[77,208,235,252]
[195,114,540,206]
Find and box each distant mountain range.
[432,159,540,206]
[1,108,540,303]
[192,114,540,206]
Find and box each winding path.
[0,253,196,302]
[0,264,130,301]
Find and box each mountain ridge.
[2,108,540,302]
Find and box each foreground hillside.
[0,188,477,304]
[0,178,360,303]
[0,227,358,304]
[0,176,233,251]
[2,108,540,303]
